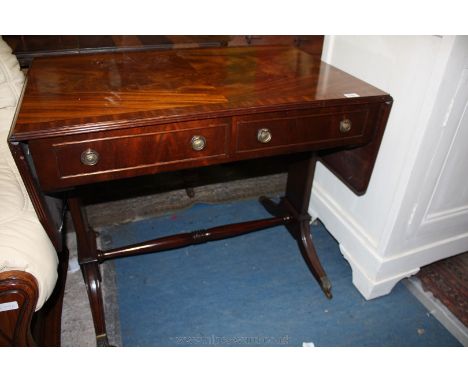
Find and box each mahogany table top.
[11,46,390,141]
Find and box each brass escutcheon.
[339,118,352,133]
[257,128,272,143]
[80,148,99,166]
[191,135,206,151]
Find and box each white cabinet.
[310,36,468,299]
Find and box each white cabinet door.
[387,37,468,258]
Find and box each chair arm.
[0,270,38,346]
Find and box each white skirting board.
[310,180,468,300]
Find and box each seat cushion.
[0,38,58,311]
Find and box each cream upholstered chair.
[0,37,61,346]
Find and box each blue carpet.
[104,198,461,346]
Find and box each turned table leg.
[68,196,109,346]
[261,152,332,298]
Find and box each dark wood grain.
[0,262,68,346]
[11,46,390,193]
[100,215,291,261]
[7,145,68,346]
[67,197,108,346]
[234,104,376,153]
[27,102,383,192]
[261,153,332,298]
[228,35,324,56]
[3,35,323,68]
[30,248,68,347]
[28,117,231,191]
[5,35,392,195]
[8,142,64,251]
[0,271,38,346]
[319,99,393,194]
[7,45,392,345]
[10,46,390,141]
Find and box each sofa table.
[8,46,392,346]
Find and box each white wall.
[310,36,468,299]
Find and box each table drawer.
[29,118,230,190]
[234,106,374,155]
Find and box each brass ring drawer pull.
[257,128,272,143]
[191,135,206,151]
[340,118,352,133]
[81,148,99,166]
